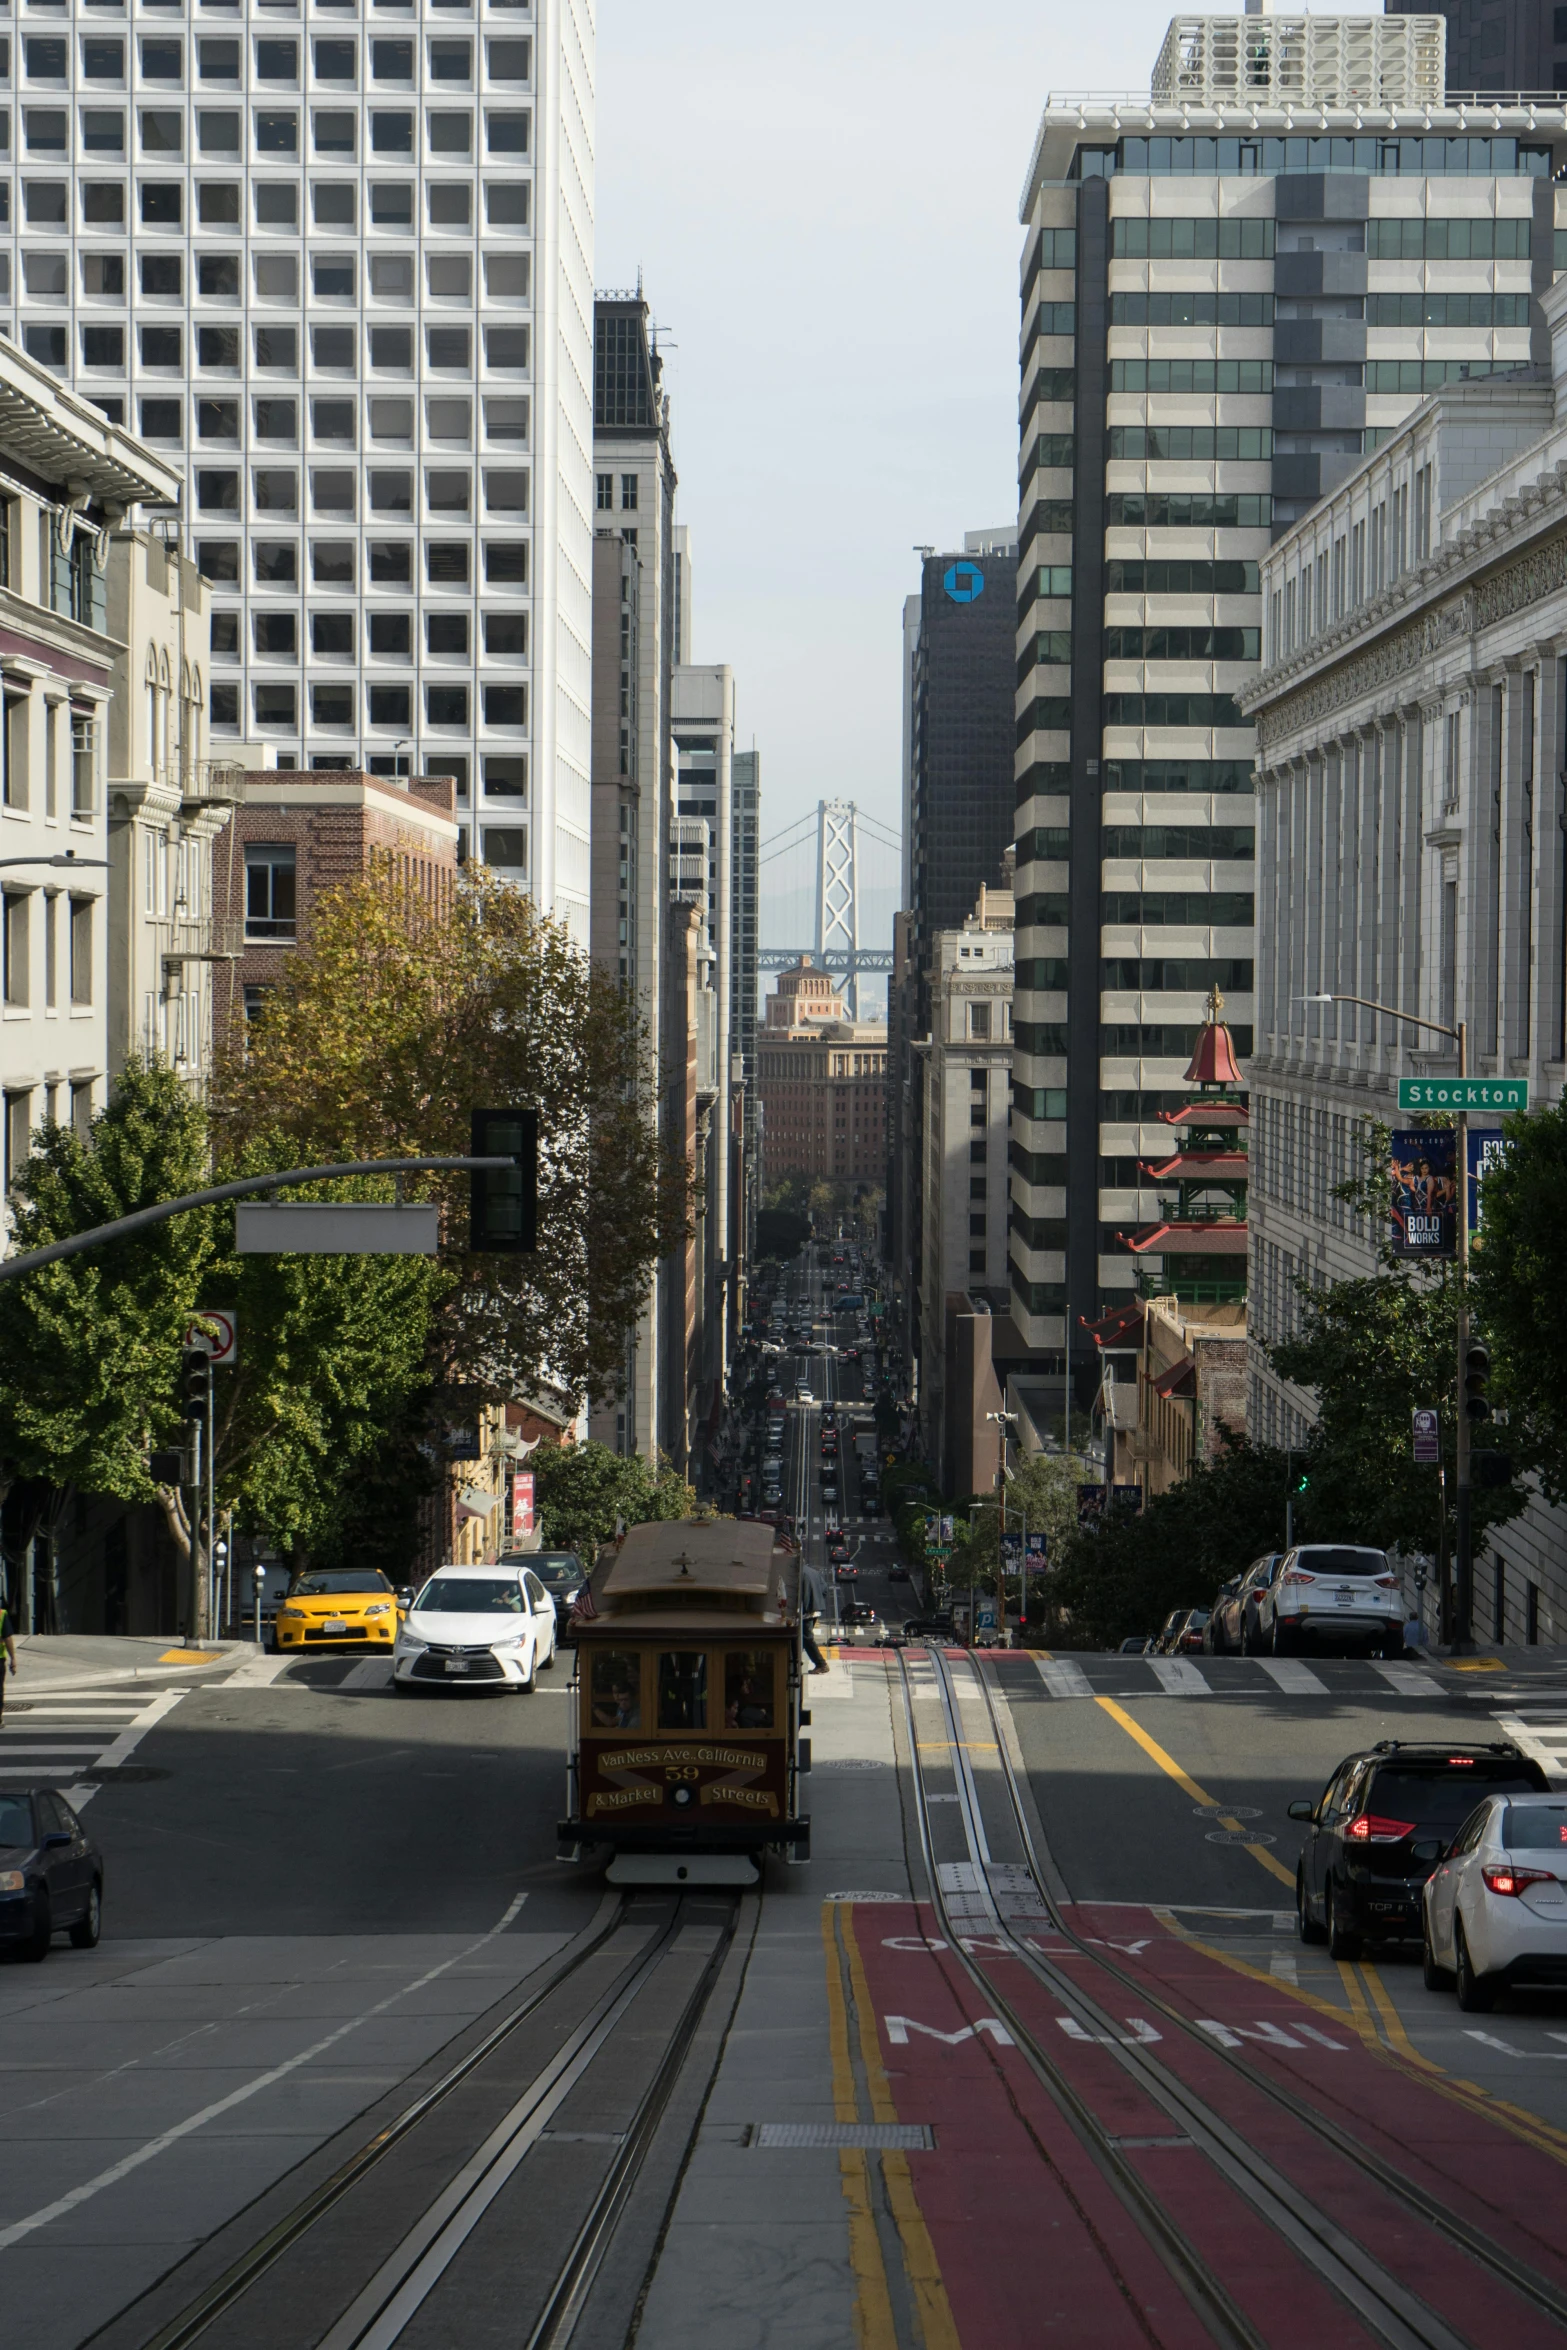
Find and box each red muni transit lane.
[845,1900,1384,2350]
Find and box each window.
[372,111,413,153]
[312,325,356,369]
[369,611,410,654]
[428,112,471,153]
[426,613,467,654]
[139,397,181,440]
[198,113,240,157]
[209,610,239,654]
[427,326,470,367]
[210,681,239,726]
[483,612,526,656]
[426,252,471,298]
[311,399,354,444]
[140,110,182,156]
[253,682,297,731]
[140,38,182,79]
[24,178,65,223]
[370,397,413,439]
[25,37,66,78]
[369,542,411,583]
[253,611,297,656]
[82,39,126,79]
[485,541,528,585]
[312,542,354,584]
[484,755,526,796]
[372,41,413,80]
[254,252,298,300]
[311,469,354,514]
[69,897,92,1005]
[198,252,239,297]
[140,181,181,224]
[197,189,240,236]
[256,38,298,79]
[370,253,413,300]
[254,182,298,227]
[254,326,298,370]
[2,893,28,1007]
[483,828,527,871]
[370,326,414,371]
[429,39,471,78]
[484,253,529,300]
[254,542,297,584]
[198,325,241,369]
[485,399,528,442]
[311,611,352,653]
[197,542,239,582]
[369,469,412,513]
[426,470,471,513]
[484,684,527,726]
[310,683,353,725]
[82,183,124,224]
[428,180,470,225]
[311,254,355,298]
[25,113,68,156]
[589,1650,641,1730]
[426,542,469,583]
[484,326,530,368]
[314,113,355,156]
[314,38,356,79]
[489,38,531,78]
[485,181,528,225]
[199,39,239,81]
[139,251,180,296]
[244,843,296,941]
[140,325,182,367]
[656,1651,706,1731]
[256,111,299,154]
[595,471,613,511]
[312,181,354,227]
[486,111,529,154]
[427,683,468,725]
[368,682,410,726]
[371,180,412,226]
[81,324,124,367]
[254,397,297,441]
[485,469,528,513]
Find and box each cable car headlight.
[671,1786,695,1807]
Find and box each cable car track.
[104,1890,741,2350]
[899,1644,1567,2350]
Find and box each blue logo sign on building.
[942,561,985,605]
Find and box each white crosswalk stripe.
[0,1687,184,1800]
[1494,1712,1567,1783]
[1371,1661,1443,1697]
[1256,1659,1329,1694]
[1148,1658,1207,1695]
[1035,1657,1094,1700]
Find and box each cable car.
[557,1519,811,1886]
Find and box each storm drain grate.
[751,2122,937,2150]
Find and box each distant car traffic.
[1422,1790,1567,2010]
[1117,1635,1154,1654]
[0,1790,102,1961]
[507,1549,585,1639]
[1291,1740,1549,1959]
[1252,1545,1402,1657]
[272,1567,404,1653]
[888,1565,910,1583]
[394,1563,558,1693]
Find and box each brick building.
[757,956,888,1186]
[211,762,459,1031]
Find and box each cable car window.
[725,1651,775,1729]
[657,1651,707,1731]
[589,1650,642,1731]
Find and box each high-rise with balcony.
[1010,6,1562,1385]
[3,0,595,938]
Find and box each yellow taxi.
[272,1568,405,1653]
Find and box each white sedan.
[394,1564,557,1693]
[1422,1791,1567,2010]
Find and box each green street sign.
[1397,1078,1528,1113]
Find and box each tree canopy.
[1470,1102,1567,1502]
[530,1441,694,1556]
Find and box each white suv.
[394,1563,557,1693]
[1252,1544,1402,1658]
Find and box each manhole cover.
[1205,1828,1275,1847]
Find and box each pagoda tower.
[1117,988,1249,1305]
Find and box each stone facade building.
[1240,269,1567,1645]
[757,958,887,1187]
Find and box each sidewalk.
[8,1634,248,1694]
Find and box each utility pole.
[1453,1019,1472,1646]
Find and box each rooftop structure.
[1151,11,1444,114]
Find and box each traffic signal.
[1295,1468,1310,1494]
[1463,1342,1492,1423]
[469,1107,538,1254]
[182,1346,212,1418]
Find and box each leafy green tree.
[0,1063,216,1567]
[958,1453,1095,1593]
[1470,1102,1567,1501]
[1048,1437,1301,1649]
[531,1441,694,1556]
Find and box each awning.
[1151,1353,1197,1400]
[1138,1151,1249,1181]
[457,1485,499,1520]
[1118,1222,1249,1258]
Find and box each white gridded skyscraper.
[1,0,595,937]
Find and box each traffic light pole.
[1454,1019,1473,1649]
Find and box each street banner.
[1024,1531,1047,1568]
[1412,1408,1440,1465]
[940,1514,954,1543]
[511,1470,535,1540]
[1001,1534,1021,1570]
[1468,1129,1509,1238]
[1389,1130,1456,1258]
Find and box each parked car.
[903,1614,955,1640]
[1422,1790,1567,2010]
[888,1564,910,1584]
[1226,1554,1286,1653]
[1117,1635,1154,1655]
[1153,1608,1191,1654]
[1171,1610,1210,1654]
[503,1549,585,1639]
[1252,1544,1402,1657]
[0,1789,103,1961]
[1201,1578,1244,1654]
[1291,1740,1549,1958]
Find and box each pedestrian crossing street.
[0,1686,186,1804]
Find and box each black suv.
[1291,1741,1550,1957]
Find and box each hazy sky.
[596,0,1381,941]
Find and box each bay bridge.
[757,798,902,1018]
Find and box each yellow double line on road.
[1093,1695,1567,2171]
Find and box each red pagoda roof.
[1184,1017,1246,1087]
[1152,1353,1197,1400]
[1156,1103,1248,1128]
[1085,1299,1145,1349]
[1140,1149,1250,1181]
[1118,1222,1249,1258]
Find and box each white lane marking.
[60,1690,186,1810]
[341,1658,394,1691]
[1371,1661,1443,1697]
[223,1650,292,1688]
[885,2014,1015,2047]
[1034,1657,1094,1699]
[1270,1954,1300,1984]
[1256,1659,1328,1695]
[1148,1657,1208,1695]
[1493,1712,1567,1783]
[0,1890,530,2251]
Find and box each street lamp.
[1298,991,1473,1647]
